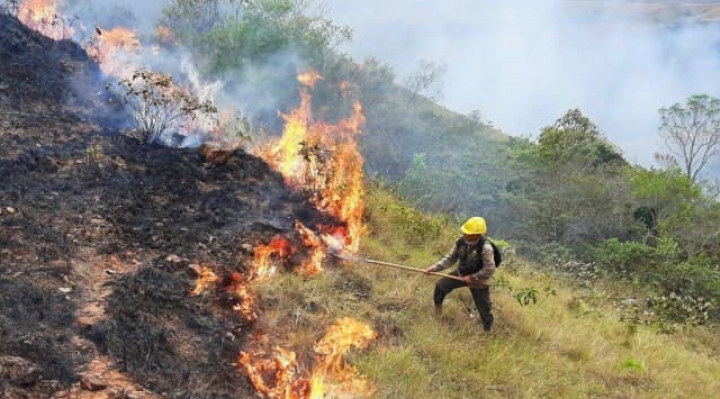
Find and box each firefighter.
[425,216,496,331]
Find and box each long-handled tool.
[329,252,465,282]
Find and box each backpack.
[457,237,503,270]
[487,239,503,268]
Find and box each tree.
[204,0,351,73]
[402,59,447,103]
[507,110,634,243]
[659,94,720,183]
[159,0,230,49]
[629,167,698,236]
[538,109,626,169]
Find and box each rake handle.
[332,253,465,282]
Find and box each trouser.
[433,270,493,330]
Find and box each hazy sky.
[320,0,720,167]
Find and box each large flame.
[239,74,373,398]
[18,0,72,40]
[88,26,141,79]
[256,72,366,254]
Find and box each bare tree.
[659,94,720,183]
[402,59,447,103]
[112,70,217,144]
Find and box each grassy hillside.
[3,2,720,398]
[256,184,720,399]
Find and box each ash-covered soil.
[0,12,333,399]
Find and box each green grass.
[256,183,720,399]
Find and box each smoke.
[321,0,720,167]
[65,0,166,34]
[55,0,310,145]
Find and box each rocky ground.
[0,12,332,399]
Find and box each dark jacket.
[428,237,496,286]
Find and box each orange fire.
[256,72,366,254]
[240,74,374,397]
[189,265,219,296]
[239,344,310,399]
[239,318,377,399]
[190,268,258,322]
[252,235,296,281]
[294,221,326,276]
[308,317,378,399]
[226,271,258,323]
[297,70,323,87]
[88,26,142,78]
[18,0,73,40]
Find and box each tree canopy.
[659,94,720,183]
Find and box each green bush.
[648,259,720,322]
[586,238,658,277]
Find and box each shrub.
[647,259,720,322]
[111,70,217,144]
[585,238,658,277]
[647,292,712,325]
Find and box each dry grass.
[253,184,720,399]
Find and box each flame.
[297,70,323,87]
[189,265,219,296]
[239,318,377,399]
[252,235,296,281]
[307,317,377,399]
[256,71,366,254]
[239,345,309,399]
[226,271,258,323]
[18,0,73,40]
[240,74,375,397]
[314,318,377,374]
[89,26,141,78]
[191,268,258,322]
[309,376,324,399]
[294,221,326,276]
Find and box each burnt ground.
[0,13,335,399]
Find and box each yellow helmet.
[460,217,487,235]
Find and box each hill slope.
[0,13,331,399]
[3,9,720,399]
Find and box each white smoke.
[53,0,720,170]
[321,0,720,168]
